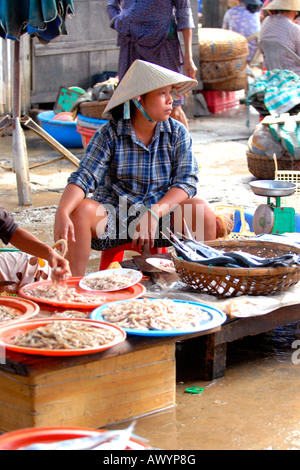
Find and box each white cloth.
[0,252,51,292]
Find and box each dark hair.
[246,5,261,13]
[110,100,136,121]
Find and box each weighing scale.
[249,180,297,234]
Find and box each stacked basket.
[199,28,249,91]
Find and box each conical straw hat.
[104,60,198,114]
[263,0,300,10]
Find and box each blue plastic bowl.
[76,113,108,129]
[37,111,83,148]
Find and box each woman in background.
[222,0,262,63]
[260,0,300,74]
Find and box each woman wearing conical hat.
[54,61,228,276]
[260,0,300,74]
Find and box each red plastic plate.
[18,277,145,309]
[0,426,148,450]
[0,318,126,356]
[0,296,40,327]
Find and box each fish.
[165,229,241,267]
[164,227,300,269]
[179,221,224,258]
[222,251,300,268]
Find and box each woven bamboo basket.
[247,151,300,180]
[78,100,109,119]
[172,239,300,297]
[200,56,248,81]
[199,28,248,92]
[199,28,249,62]
[202,73,248,91]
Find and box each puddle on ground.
[107,322,300,450]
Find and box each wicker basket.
[78,100,109,119]
[247,151,300,180]
[203,73,248,92]
[172,239,300,297]
[199,28,249,62]
[200,56,248,81]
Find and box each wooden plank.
[0,372,33,411]
[204,333,227,380]
[33,39,118,57]
[177,304,300,382]
[215,304,300,345]
[202,304,300,380]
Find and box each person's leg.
[67,199,107,276]
[172,197,217,241]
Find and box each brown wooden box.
[0,340,175,432]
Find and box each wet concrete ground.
[2,105,300,450]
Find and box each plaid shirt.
[68,118,199,211]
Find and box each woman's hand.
[131,210,159,249]
[184,56,197,80]
[48,249,71,282]
[54,209,76,246]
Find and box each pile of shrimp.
[9,321,116,350]
[23,284,103,304]
[52,309,90,319]
[101,299,211,330]
[82,272,134,291]
[0,306,20,322]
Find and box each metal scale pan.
[250,180,297,234]
[249,180,296,197]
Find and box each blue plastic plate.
[90,298,227,337]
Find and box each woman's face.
[140,86,174,122]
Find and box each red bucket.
[76,125,97,149]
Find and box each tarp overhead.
[0,0,75,43]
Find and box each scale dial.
[253,204,274,234]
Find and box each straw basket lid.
[240,0,261,5]
[263,0,300,9]
[104,60,198,114]
[199,28,249,62]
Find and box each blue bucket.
[37,111,83,148]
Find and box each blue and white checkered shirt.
[67,117,199,212]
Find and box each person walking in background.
[222,0,262,63]
[106,0,197,129]
[260,0,300,74]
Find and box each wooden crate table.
[0,322,220,433]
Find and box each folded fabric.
[247,69,300,115]
[269,115,300,160]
